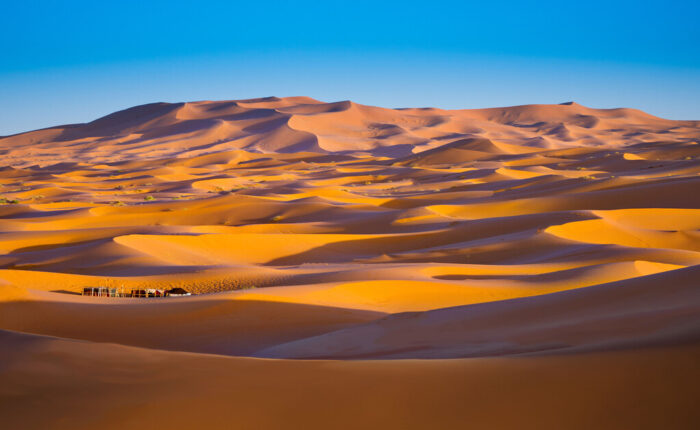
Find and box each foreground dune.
[0,97,699,428]
[2,330,699,430]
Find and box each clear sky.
[1,0,699,135]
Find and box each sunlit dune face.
[0,98,698,301]
[1,98,699,429]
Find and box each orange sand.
[1,97,699,429]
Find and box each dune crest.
[2,97,698,167]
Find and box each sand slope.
[1,330,699,430]
[258,265,700,359]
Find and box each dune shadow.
[50,290,82,295]
[0,298,385,357]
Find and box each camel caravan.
[81,287,192,298]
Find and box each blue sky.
[1,0,699,135]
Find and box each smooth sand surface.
[1,97,699,428]
[2,329,699,430]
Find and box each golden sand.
[1,97,699,429]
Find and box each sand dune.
[0,97,699,429]
[2,329,699,430]
[257,265,700,359]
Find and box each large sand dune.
[1,97,699,428]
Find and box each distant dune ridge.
[1,97,699,429]
[1,96,698,166]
